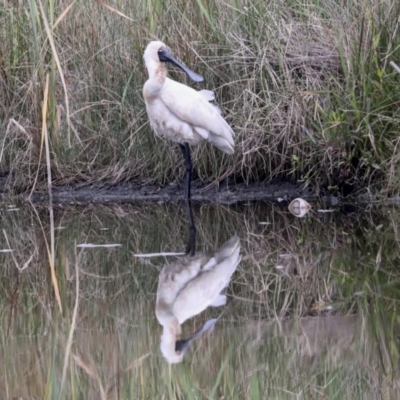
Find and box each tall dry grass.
[1,0,400,195]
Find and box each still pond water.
[1,200,399,399]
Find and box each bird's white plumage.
[155,235,241,363]
[143,41,235,154]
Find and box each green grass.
[0,0,400,195]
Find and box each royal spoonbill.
[143,41,235,202]
[155,235,241,363]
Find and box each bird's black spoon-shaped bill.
[175,318,218,355]
[158,47,204,83]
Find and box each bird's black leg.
[185,214,196,256]
[179,143,192,200]
[179,143,196,256]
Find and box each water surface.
[1,201,399,399]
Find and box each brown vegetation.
[1,0,400,197]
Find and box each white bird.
[143,41,235,201]
[155,235,241,363]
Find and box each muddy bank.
[25,181,341,206]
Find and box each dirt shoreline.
[23,181,341,206]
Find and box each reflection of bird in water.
[156,235,241,363]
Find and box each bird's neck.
[146,60,168,85]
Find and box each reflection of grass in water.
[0,203,400,397]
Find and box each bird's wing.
[156,254,210,306]
[198,89,215,101]
[161,78,234,145]
[198,90,221,114]
[173,244,241,321]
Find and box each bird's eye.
[158,48,163,53]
